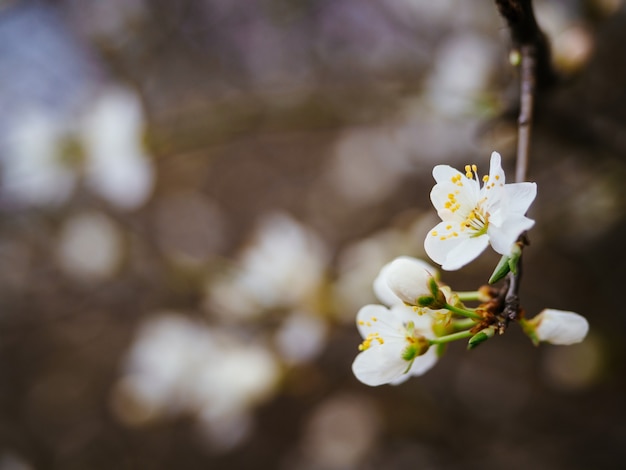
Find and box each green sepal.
[507,243,523,275]
[428,277,440,297]
[402,344,419,361]
[467,326,496,350]
[519,319,540,346]
[489,255,510,284]
[417,295,435,307]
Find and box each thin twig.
[516,45,535,183]
[494,0,557,91]
[493,0,551,327]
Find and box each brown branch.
[516,46,535,183]
[493,0,552,328]
[494,0,557,92]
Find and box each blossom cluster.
[352,152,589,386]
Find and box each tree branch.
[493,0,553,327]
[494,0,557,92]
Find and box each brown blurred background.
[0,0,625,469]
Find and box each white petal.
[356,304,392,338]
[488,151,505,184]
[373,268,402,307]
[351,344,411,386]
[430,174,479,219]
[534,309,589,345]
[503,182,537,214]
[424,221,463,265]
[384,257,434,305]
[442,235,490,270]
[488,215,535,255]
[432,164,463,185]
[425,224,489,270]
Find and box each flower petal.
[442,235,490,270]
[487,214,535,255]
[352,342,411,386]
[431,174,479,217]
[356,304,392,338]
[503,182,537,214]
[373,268,402,307]
[488,152,505,182]
[425,223,489,270]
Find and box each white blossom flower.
[1,87,154,211]
[352,304,438,386]
[207,212,328,320]
[530,309,589,345]
[115,313,280,450]
[424,151,537,270]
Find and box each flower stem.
[444,303,482,320]
[452,318,478,331]
[455,291,482,302]
[430,330,475,345]
[516,44,535,183]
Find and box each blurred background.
[0,0,625,468]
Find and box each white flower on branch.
[424,151,537,270]
[352,304,438,387]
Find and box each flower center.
[401,321,429,361]
[462,204,489,237]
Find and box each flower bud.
[385,257,438,306]
[527,309,589,345]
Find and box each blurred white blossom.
[2,112,75,207]
[426,33,495,115]
[114,313,281,450]
[56,211,124,281]
[327,126,413,205]
[82,87,154,210]
[207,213,328,320]
[274,311,328,365]
[1,86,154,210]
